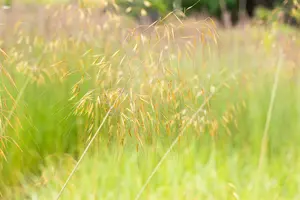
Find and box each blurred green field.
[1,2,300,200]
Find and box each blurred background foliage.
[112,0,299,26]
[1,0,299,26]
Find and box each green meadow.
[1,2,300,199]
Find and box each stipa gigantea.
[0,48,9,59]
[134,70,241,200]
[56,88,124,200]
[1,65,18,90]
[0,64,29,160]
[0,136,22,161]
[1,1,224,192]
[209,119,219,138]
[48,2,221,191]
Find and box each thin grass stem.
[134,71,240,200]
[55,88,124,200]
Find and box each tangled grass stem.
[134,70,241,200]
[0,75,31,137]
[55,88,125,200]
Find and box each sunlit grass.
[1,3,300,200]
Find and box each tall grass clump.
[1,1,300,199]
[0,4,220,197]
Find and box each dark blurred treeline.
[116,0,299,26]
[1,0,299,26]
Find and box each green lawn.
[1,5,300,199]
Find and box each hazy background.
[0,0,300,199]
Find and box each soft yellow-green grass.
[1,4,300,199]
